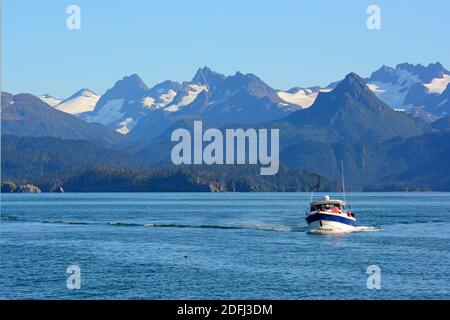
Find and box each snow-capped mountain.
[276,62,450,112]
[37,90,100,115]
[1,92,123,146]
[277,86,333,108]
[58,62,450,140]
[366,62,450,113]
[81,67,303,139]
[129,68,306,140]
[37,94,63,107]
[424,83,450,116]
[79,74,150,134]
[55,89,100,115]
[286,72,426,142]
[173,70,300,122]
[80,73,197,135]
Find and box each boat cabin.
[309,195,354,217]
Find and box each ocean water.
[1,192,449,300]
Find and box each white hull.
[307,219,356,233]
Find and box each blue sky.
[2,0,450,98]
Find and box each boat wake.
[7,216,366,234]
[12,218,303,233]
[0,215,20,221]
[144,223,302,233]
[49,220,90,225]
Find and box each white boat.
[304,161,356,233]
[305,195,356,232]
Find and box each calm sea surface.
[1,192,449,300]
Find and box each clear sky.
[2,0,450,98]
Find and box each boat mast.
[341,160,346,203]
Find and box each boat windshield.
[310,203,343,212]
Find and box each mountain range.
[2,62,450,191]
[366,62,450,117]
[76,68,303,140]
[1,92,124,146]
[32,62,449,140]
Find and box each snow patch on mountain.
[38,94,63,107]
[424,75,450,94]
[142,97,156,108]
[117,117,136,135]
[277,88,332,108]
[165,84,207,112]
[367,82,408,108]
[160,90,177,105]
[142,90,177,110]
[84,99,125,126]
[277,89,317,108]
[368,69,421,108]
[56,89,100,115]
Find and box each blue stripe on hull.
[306,213,356,226]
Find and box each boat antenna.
[305,173,321,202]
[341,160,346,203]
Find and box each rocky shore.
[1,181,42,193]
